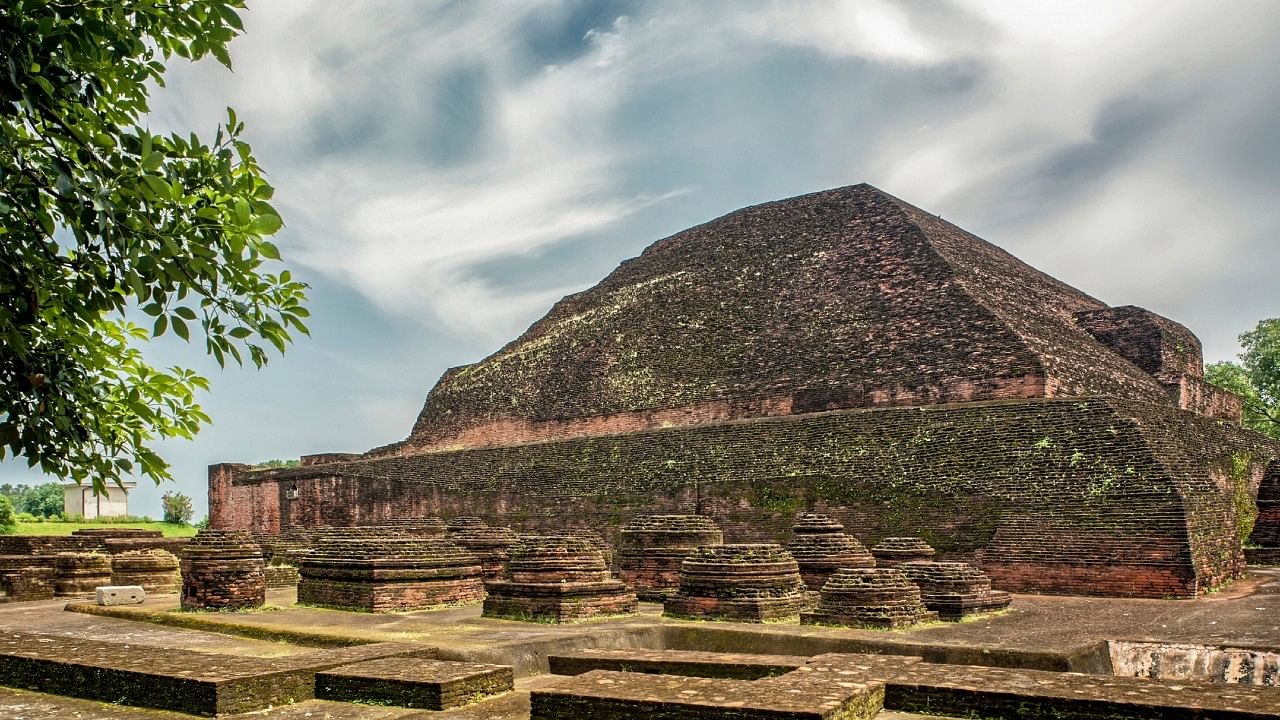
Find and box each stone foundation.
[180,530,266,610]
[617,515,724,602]
[483,536,636,622]
[898,561,1012,621]
[786,513,876,591]
[111,550,180,595]
[663,544,810,622]
[297,536,485,612]
[801,567,938,628]
[53,553,112,597]
[871,537,936,567]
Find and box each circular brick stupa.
[449,525,519,581]
[800,568,938,629]
[786,513,875,591]
[180,529,267,610]
[298,537,485,612]
[53,553,112,597]
[663,544,810,623]
[111,549,180,594]
[870,537,936,567]
[898,561,1012,621]
[483,536,637,623]
[563,529,614,569]
[617,514,724,601]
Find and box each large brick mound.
[211,184,1280,598]
[663,544,810,622]
[111,549,180,595]
[482,536,636,622]
[297,536,484,612]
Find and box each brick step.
[316,657,513,710]
[0,630,435,716]
[532,669,885,720]
[550,649,811,680]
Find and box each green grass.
[9,521,198,537]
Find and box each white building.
[63,481,135,519]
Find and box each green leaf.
[251,212,282,235]
[153,314,168,337]
[174,306,197,320]
[172,316,190,341]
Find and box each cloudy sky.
[6,1,1280,517]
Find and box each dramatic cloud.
[7,1,1279,515]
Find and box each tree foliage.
[0,496,16,532]
[1206,318,1280,440]
[20,481,63,517]
[0,1,309,494]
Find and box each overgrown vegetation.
[1207,318,1280,439]
[161,490,194,525]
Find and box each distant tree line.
[1206,318,1280,440]
[0,481,63,518]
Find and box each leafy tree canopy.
[1206,318,1280,439]
[18,481,63,517]
[0,1,309,494]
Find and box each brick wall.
[212,397,1279,597]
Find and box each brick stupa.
[899,561,1012,620]
[482,536,636,622]
[213,184,1280,599]
[297,536,484,612]
[617,515,724,601]
[111,549,180,595]
[664,544,810,622]
[786,513,876,591]
[447,523,519,581]
[871,537,936,568]
[801,568,938,629]
[180,529,266,610]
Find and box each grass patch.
[11,521,197,537]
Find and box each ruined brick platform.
[898,561,1011,621]
[316,657,513,710]
[550,649,809,680]
[297,536,485,612]
[787,513,876,591]
[533,668,886,720]
[264,563,300,589]
[448,523,519,581]
[0,565,53,603]
[483,536,637,622]
[180,529,266,610]
[53,552,112,596]
[664,544,810,622]
[871,538,936,568]
[801,568,938,629]
[617,515,724,601]
[110,549,180,595]
[541,650,1280,720]
[0,629,437,715]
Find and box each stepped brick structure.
[786,513,876,590]
[110,550,180,595]
[370,517,448,536]
[564,529,613,569]
[664,544,810,622]
[482,536,636,622]
[210,184,1280,598]
[0,564,54,602]
[898,561,1012,620]
[180,530,266,610]
[871,537,937,568]
[446,524,519,581]
[617,515,724,601]
[297,536,484,612]
[801,568,938,628]
[264,564,300,589]
[53,553,111,596]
